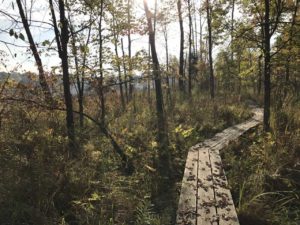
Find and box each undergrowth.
[0,91,251,225]
[222,104,300,225]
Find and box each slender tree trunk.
[249,50,256,93]
[285,2,299,84]
[237,49,242,94]
[206,0,215,99]
[258,54,262,95]
[59,0,75,153]
[154,0,158,32]
[16,0,53,104]
[143,0,170,177]
[184,52,188,78]
[78,24,91,129]
[193,0,198,57]
[177,0,185,92]
[199,11,203,62]
[231,0,235,61]
[147,43,152,106]
[99,19,105,124]
[127,0,133,101]
[53,0,76,154]
[163,25,172,106]
[112,13,125,110]
[115,50,126,111]
[69,24,82,128]
[121,38,129,102]
[205,38,208,64]
[188,0,193,97]
[263,0,271,131]
[69,15,92,129]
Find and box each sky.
[0,0,223,74]
[1,0,70,72]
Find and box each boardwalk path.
[176,108,263,225]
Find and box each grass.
[0,89,253,225]
[221,104,300,225]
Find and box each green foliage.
[134,200,160,225]
[0,88,251,224]
[222,105,300,225]
[8,29,25,41]
[0,0,299,223]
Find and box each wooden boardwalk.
[176,108,263,225]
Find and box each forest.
[0,0,299,224]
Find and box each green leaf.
[19,33,25,41]
[9,29,14,36]
[80,45,89,54]
[42,40,50,46]
[14,33,18,39]
[88,192,101,201]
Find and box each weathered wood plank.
[209,148,240,225]
[206,108,263,151]
[196,147,218,225]
[177,108,263,225]
[177,148,199,225]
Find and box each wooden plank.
[196,147,218,225]
[177,108,263,225]
[177,147,199,225]
[209,149,240,225]
[207,109,263,152]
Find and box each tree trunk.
[193,1,198,57]
[177,0,185,92]
[99,1,105,124]
[121,38,129,102]
[147,43,152,107]
[258,54,262,95]
[285,2,299,87]
[112,12,125,111]
[231,0,235,61]
[57,0,76,154]
[206,0,215,99]
[263,0,271,131]
[163,24,172,106]
[78,24,91,128]
[16,0,53,105]
[69,24,82,128]
[188,0,193,97]
[127,0,134,101]
[143,0,170,177]
[69,14,92,129]
[199,10,203,62]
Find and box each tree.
[98,0,106,124]
[231,0,235,61]
[143,0,171,183]
[127,0,134,101]
[206,0,215,99]
[16,0,53,105]
[187,0,193,96]
[235,0,290,130]
[121,37,129,101]
[155,1,174,106]
[109,0,126,110]
[49,0,76,155]
[263,0,271,131]
[68,5,93,129]
[177,0,185,92]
